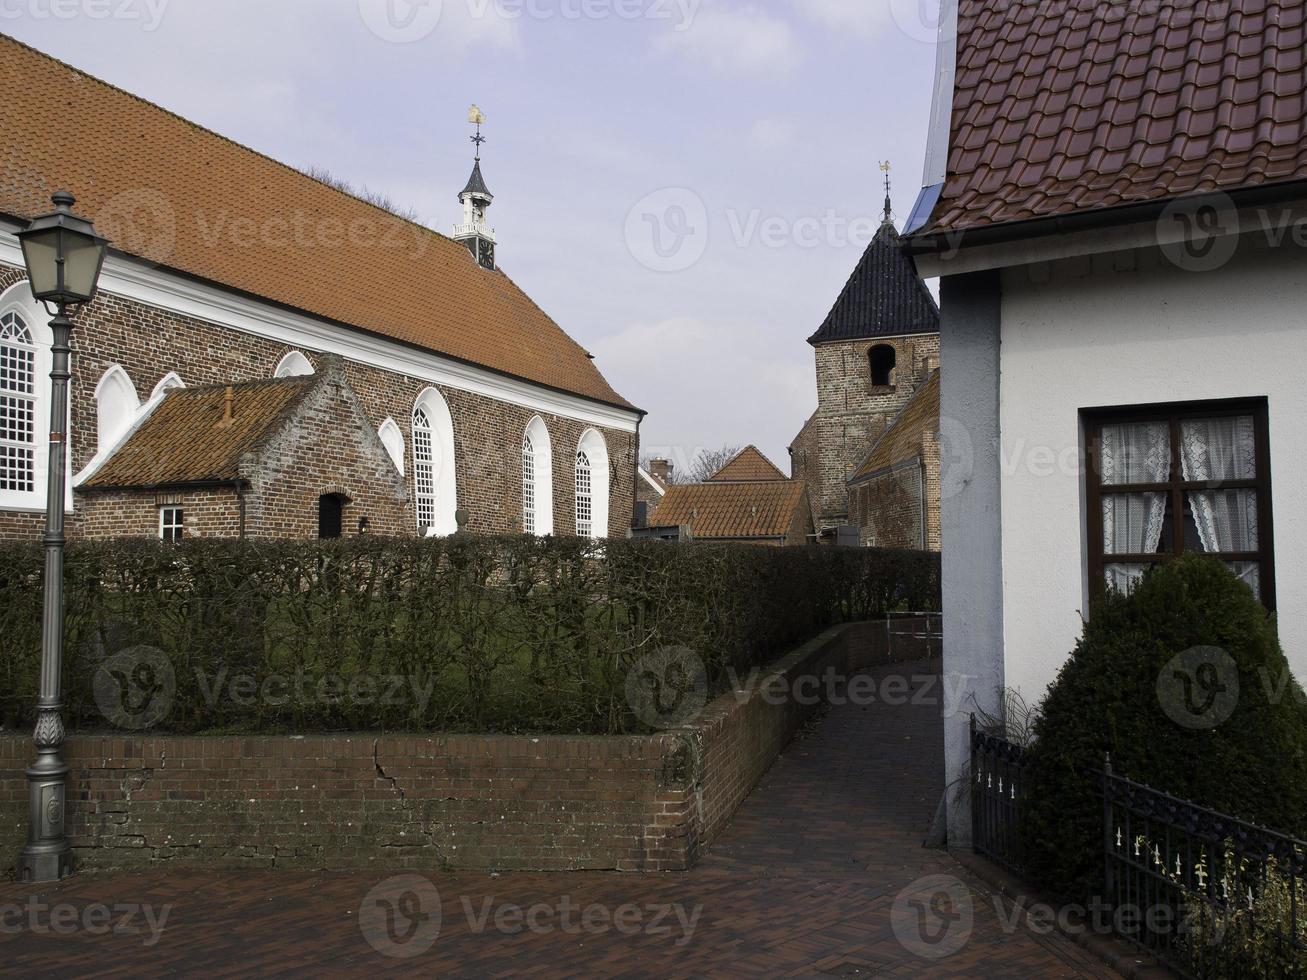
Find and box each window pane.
[1100,422,1170,485]
[1226,561,1261,600]
[1105,562,1154,595]
[1179,416,1256,483]
[1102,493,1168,555]
[1188,489,1258,553]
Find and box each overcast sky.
[3,0,942,471]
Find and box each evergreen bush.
[1019,555,1307,901]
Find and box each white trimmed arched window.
[94,365,140,453]
[522,416,553,536]
[575,428,610,539]
[274,350,315,378]
[0,310,38,498]
[0,282,59,512]
[411,388,457,536]
[378,417,405,475]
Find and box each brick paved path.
[0,661,1118,978]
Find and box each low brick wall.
[1,622,882,875]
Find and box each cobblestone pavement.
[0,660,1119,978]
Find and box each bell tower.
[454,104,496,271]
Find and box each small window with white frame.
[160,506,184,542]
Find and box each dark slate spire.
[460,159,492,202]
[807,220,940,345]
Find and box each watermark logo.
[625,645,707,729]
[0,0,170,31]
[95,188,177,269]
[1158,646,1239,730]
[358,0,444,42]
[888,0,951,45]
[359,875,443,959]
[93,645,175,731]
[1158,191,1240,273]
[0,897,171,946]
[624,187,709,273]
[891,874,974,960]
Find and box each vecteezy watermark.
[358,0,698,42]
[1157,646,1239,730]
[1158,191,1240,273]
[625,646,708,729]
[0,897,171,947]
[624,188,710,273]
[0,0,169,31]
[193,668,438,717]
[623,193,893,273]
[359,875,444,959]
[93,645,176,731]
[357,0,444,43]
[891,874,974,960]
[358,875,702,958]
[725,668,972,719]
[95,188,178,270]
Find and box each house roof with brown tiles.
[808,221,939,344]
[649,480,808,541]
[850,372,940,482]
[0,34,635,412]
[706,446,789,483]
[917,0,1307,236]
[84,376,317,489]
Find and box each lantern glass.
[60,230,107,303]
[18,227,62,300]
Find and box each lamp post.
[14,191,108,883]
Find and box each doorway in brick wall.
[318,493,349,539]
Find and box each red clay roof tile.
[0,34,635,411]
[920,0,1307,235]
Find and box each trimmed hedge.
[0,536,939,736]
[1019,556,1307,902]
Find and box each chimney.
[218,386,235,427]
[649,458,673,484]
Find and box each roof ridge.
[0,33,456,251]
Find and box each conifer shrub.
[1019,555,1307,901]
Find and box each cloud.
[652,4,803,78]
[790,0,895,37]
[748,117,798,151]
[593,316,813,469]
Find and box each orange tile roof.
[649,480,807,540]
[0,34,635,411]
[85,377,316,489]
[850,373,940,482]
[707,446,789,482]
[921,0,1307,235]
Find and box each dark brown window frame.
[1083,397,1276,611]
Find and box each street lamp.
[14,191,109,883]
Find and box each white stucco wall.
[998,241,1307,704]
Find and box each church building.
[789,186,941,549]
[0,36,641,542]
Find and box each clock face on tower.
[479,239,495,270]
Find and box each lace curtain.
[1101,422,1171,594]
[1179,415,1260,596]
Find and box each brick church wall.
[0,261,635,541]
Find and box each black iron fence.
[1104,762,1307,979]
[969,721,1307,979]
[969,715,1027,876]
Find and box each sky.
[2,0,943,472]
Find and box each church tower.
[454,105,496,271]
